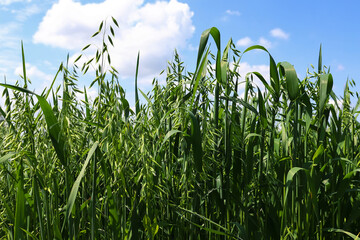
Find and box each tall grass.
[1,19,360,239]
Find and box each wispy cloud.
[222,9,240,21]
[270,28,289,40]
[236,37,253,47]
[0,20,22,80]
[0,22,21,49]
[0,1,41,80]
[337,64,345,71]
[226,9,240,16]
[0,0,30,5]
[11,4,41,21]
[0,56,18,77]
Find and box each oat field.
[1,19,360,239]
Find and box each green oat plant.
[1,18,360,239]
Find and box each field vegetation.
[1,18,360,239]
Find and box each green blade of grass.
[66,141,98,221]
[14,165,25,240]
[246,72,275,97]
[190,47,209,108]
[0,152,15,164]
[196,27,221,73]
[257,87,268,129]
[318,44,322,74]
[135,51,140,116]
[279,61,299,101]
[324,228,359,239]
[319,73,333,114]
[243,45,280,100]
[189,111,203,173]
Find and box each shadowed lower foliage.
[1,20,360,240]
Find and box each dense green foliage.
[1,19,360,239]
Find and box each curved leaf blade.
[279,61,299,101]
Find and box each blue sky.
[1,0,360,106]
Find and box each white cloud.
[33,0,195,80]
[270,28,289,40]
[236,37,253,47]
[258,37,272,49]
[226,9,240,16]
